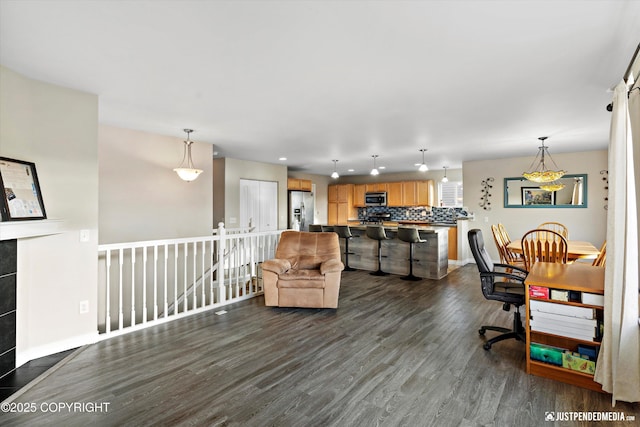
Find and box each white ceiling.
[1,1,639,176]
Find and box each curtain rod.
[606,42,640,112]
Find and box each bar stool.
[366,225,390,276]
[321,225,335,232]
[334,225,356,271]
[397,227,425,281]
[308,224,323,232]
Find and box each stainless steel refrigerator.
[288,191,314,231]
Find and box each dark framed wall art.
[0,157,47,221]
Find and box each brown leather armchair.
[262,231,345,308]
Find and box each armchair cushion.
[263,231,344,308]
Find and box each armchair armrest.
[262,259,291,275]
[320,259,344,274]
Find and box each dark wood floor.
[1,265,638,426]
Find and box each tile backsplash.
[358,206,470,222]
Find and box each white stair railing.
[97,223,282,338]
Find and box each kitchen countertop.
[341,224,448,233]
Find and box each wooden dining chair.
[537,222,569,239]
[491,224,525,267]
[592,241,606,267]
[521,229,568,270]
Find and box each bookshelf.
[524,262,605,392]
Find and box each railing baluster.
[142,247,147,324]
[118,248,123,331]
[201,240,206,307]
[131,248,136,327]
[183,242,188,312]
[153,245,158,320]
[192,241,197,309]
[174,243,178,315]
[164,244,168,317]
[105,249,111,334]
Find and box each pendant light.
[522,136,565,183]
[442,166,449,183]
[331,160,340,179]
[370,155,380,176]
[173,129,203,182]
[417,149,428,172]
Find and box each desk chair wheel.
[478,327,486,336]
[483,342,492,350]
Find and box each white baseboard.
[16,332,99,368]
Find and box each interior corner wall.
[463,150,608,261]
[215,158,288,229]
[98,125,214,244]
[0,65,99,365]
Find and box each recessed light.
[379,166,386,170]
[348,169,355,172]
[279,157,287,161]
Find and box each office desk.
[524,262,605,392]
[508,240,600,261]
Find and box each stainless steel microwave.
[365,192,387,206]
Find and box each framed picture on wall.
[521,187,554,206]
[0,157,47,221]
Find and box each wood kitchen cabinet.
[366,183,387,193]
[288,178,312,191]
[328,184,355,224]
[401,181,418,206]
[416,180,435,206]
[386,182,403,206]
[353,184,366,207]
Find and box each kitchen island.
[333,225,449,280]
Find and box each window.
[440,181,463,207]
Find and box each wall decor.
[521,187,555,206]
[600,170,608,210]
[479,177,494,210]
[0,157,47,221]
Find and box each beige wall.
[0,66,99,364]
[463,150,608,262]
[98,125,214,243]
[213,157,288,229]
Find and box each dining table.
[506,239,600,261]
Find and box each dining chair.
[537,222,569,239]
[498,223,525,266]
[592,241,607,267]
[491,224,525,268]
[521,228,568,270]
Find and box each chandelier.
[173,129,203,182]
[522,136,565,183]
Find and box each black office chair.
[468,229,528,350]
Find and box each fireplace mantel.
[0,219,66,241]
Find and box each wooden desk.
[524,262,605,392]
[508,240,600,261]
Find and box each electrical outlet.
[79,300,89,314]
[229,217,237,224]
[79,229,90,242]
[484,216,489,223]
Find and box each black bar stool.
[397,227,426,281]
[366,225,390,276]
[335,225,356,271]
[308,224,323,232]
[321,225,335,232]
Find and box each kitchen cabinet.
[353,184,366,207]
[524,263,604,392]
[416,180,435,206]
[366,183,387,193]
[288,178,312,191]
[328,184,355,224]
[386,182,403,206]
[401,181,417,206]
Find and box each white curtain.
[571,178,583,205]
[594,77,640,404]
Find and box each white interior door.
[259,181,278,231]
